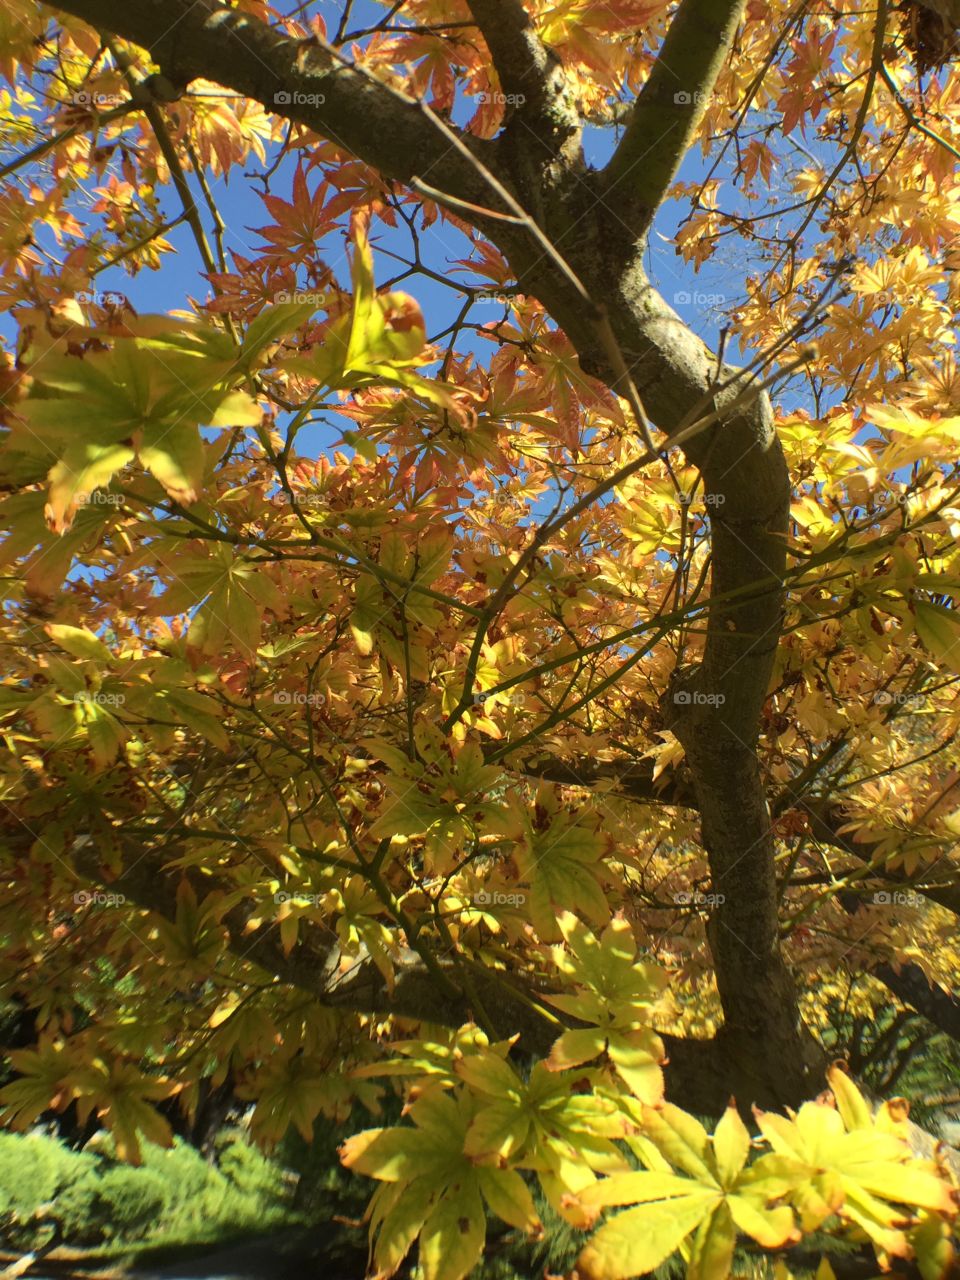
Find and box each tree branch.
[873,962,960,1045]
[465,0,580,166]
[599,0,747,234]
[45,0,496,211]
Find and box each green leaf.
[911,1212,956,1280]
[0,1041,74,1130]
[641,1105,717,1183]
[138,419,206,504]
[368,1176,438,1277]
[547,1027,608,1073]
[519,820,608,942]
[241,302,317,367]
[915,600,960,674]
[45,623,113,663]
[688,1201,736,1280]
[826,1065,873,1132]
[478,1166,541,1233]
[418,1181,486,1280]
[19,325,261,529]
[606,1029,666,1104]
[46,439,135,532]
[578,1193,718,1280]
[78,699,127,768]
[578,1171,707,1210]
[185,561,264,659]
[340,1127,435,1181]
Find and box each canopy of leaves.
[1,0,960,1276]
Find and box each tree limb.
[599,0,748,235]
[45,0,496,210]
[465,0,580,164]
[873,962,960,1045]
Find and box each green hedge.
[0,1127,299,1251]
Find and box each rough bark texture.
[45,0,826,1107]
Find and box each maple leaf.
[341,1087,540,1280]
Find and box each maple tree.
[2,0,960,1275]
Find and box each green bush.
[217,1130,289,1201]
[52,1166,167,1245]
[50,1170,102,1245]
[98,1167,169,1238]
[0,1127,300,1254]
[0,1130,101,1220]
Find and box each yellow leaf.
[915,600,960,675]
[578,1194,717,1280]
[711,1102,751,1186]
[44,623,112,663]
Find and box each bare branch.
[465,0,580,158]
[600,0,747,235]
